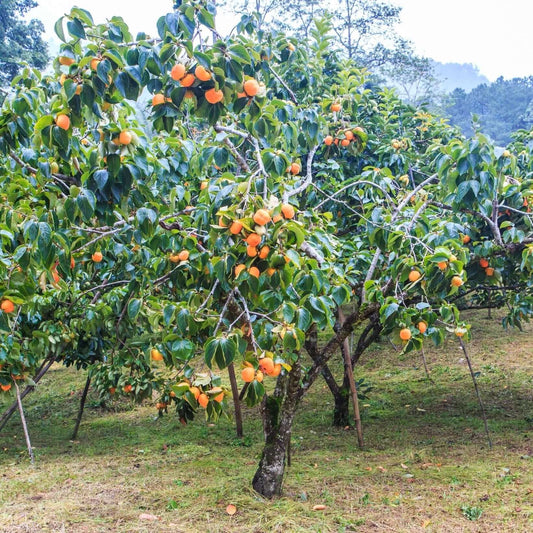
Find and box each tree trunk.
[252,359,302,498]
[71,374,91,440]
[227,362,243,438]
[333,387,350,427]
[321,364,350,427]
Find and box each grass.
[0,309,532,532]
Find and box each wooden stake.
[420,346,433,383]
[339,308,364,448]
[14,380,34,464]
[458,337,492,448]
[0,356,56,433]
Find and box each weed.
[461,504,483,520]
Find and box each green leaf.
[77,189,96,221]
[67,18,86,39]
[34,116,54,133]
[70,8,94,26]
[127,298,141,320]
[54,17,66,42]
[204,337,236,370]
[228,44,251,64]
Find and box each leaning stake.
[458,337,492,448]
[14,380,35,464]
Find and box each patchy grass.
[0,310,532,532]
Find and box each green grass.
[0,309,532,532]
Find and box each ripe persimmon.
[59,55,75,66]
[451,276,463,287]
[241,367,255,382]
[281,204,295,219]
[229,220,243,234]
[246,245,258,257]
[324,135,334,146]
[258,246,270,259]
[340,139,350,147]
[119,130,132,145]
[331,102,341,112]
[417,321,427,334]
[480,258,489,268]
[246,233,261,247]
[0,299,15,313]
[248,266,260,278]
[189,386,201,400]
[92,251,103,263]
[235,263,246,277]
[56,114,70,130]
[462,235,471,244]
[408,270,421,282]
[198,393,209,408]
[253,209,271,225]
[195,65,211,81]
[151,348,164,361]
[289,162,300,175]
[243,79,260,97]
[485,267,495,276]
[1,384,12,392]
[180,73,196,87]
[205,88,223,104]
[152,94,165,106]
[437,261,447,271]
[259,357,274,375]
[399,328,412,341]
[178,250,190,261]
[255,370,264,382]
[270,363,282,377]
[171,63,186,81]
[212,387,224,402]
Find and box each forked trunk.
[252,359,302,498]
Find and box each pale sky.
[30,0,533,82]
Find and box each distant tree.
[221,0,401,64]
[0,0,49,88]
[446,77,533,144]
[378,40,442,107]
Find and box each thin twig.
[268,64,297,104]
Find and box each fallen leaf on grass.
[364,467,372,471]
[313,504,327,511]
[400,463,408,469]
[226,504,237,515]
[377,466,387,472]
[139,513,159,521]
[422,519,431,528]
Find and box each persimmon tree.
[1,0,532,498]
